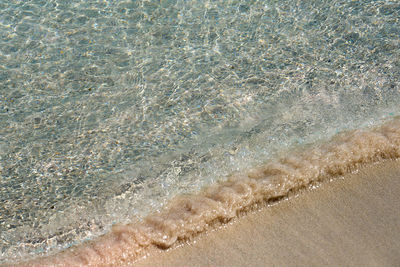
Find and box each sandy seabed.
[136,160,400,267]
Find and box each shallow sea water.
[0,0,399,263]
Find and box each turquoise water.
[0,0,399,262]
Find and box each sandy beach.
[136,160,400,267]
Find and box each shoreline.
[9,118,400,266]
[136,160,400,266]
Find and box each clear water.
[0,0,399,262]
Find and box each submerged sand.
[136,160,400,266]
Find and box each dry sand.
[135,160,400,267]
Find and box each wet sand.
[136,160,400,267]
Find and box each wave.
[13,117,400,267]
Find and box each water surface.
[0,0,399,263]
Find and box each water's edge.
[12,117,400,267]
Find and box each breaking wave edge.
[15,117,400,267]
